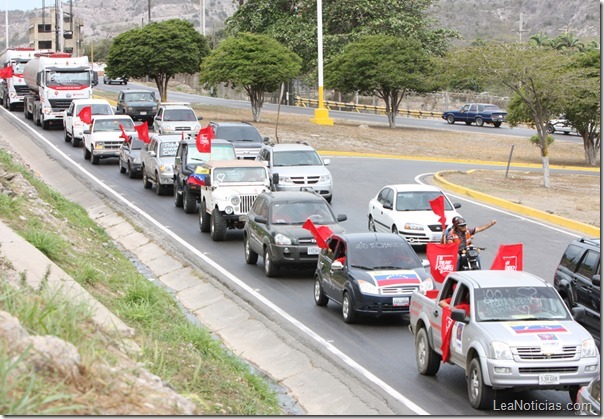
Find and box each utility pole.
[148,0,151,24]
[4,0,8,50]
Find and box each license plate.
[431,233,442,241]
[393,297,410,307]
[539,374,559,385]
[307,246,321,255]
[140,111,147,115]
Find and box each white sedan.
[367,184,462,247]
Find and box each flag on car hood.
[302,218,333,249]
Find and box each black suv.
[173,137,236,213]
[554,238,600,346]
[243,191,347,277]
[209,121,268,160]
[116,89,160,125]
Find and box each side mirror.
[66,111,72,116]
[263,137,270,144]
[323,158,331,166]
[454,203,461,209]
[254,215,267,224]
[174,156,181,165]
[83,129,90,134]
[149,151,156,157]
[205,176,211,187]
[571,306,586,321]
[337,214,347,222]
[383,202,392,210]
[592,274,600,287]
[197,116,203,121]
[331,260,344,270]
[272,172,279,185]
[451,308,469,323]
[422,259,430,269]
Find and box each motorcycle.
[458,245,484,271]
[547,117,576,135]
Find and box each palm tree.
[552,32,585,51]
[528,32,550,47]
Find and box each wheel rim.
[418,334,427,368]
[314,281,321,302]
[343,295,350,319]
[264,249,271,274]
[470,365,480,401]
[368,217,376,231]
[245,238,251,258]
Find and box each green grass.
[0,148,282,414]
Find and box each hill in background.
[0,0,599,51]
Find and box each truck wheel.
[199,200,211,232]
[493,122,502,128]
[467,357,494,409]
[83,145,91,160]
[474,117,484,127]
[8,100,15,111]
[446,115,456,124]
[263,247,279,278]
[342,291,358,324]
[210,208,227,241]
[42,119,50,130]
[142,170,152,189]
[314,278,328,306]
[35,112,41,126]
[91,154,100,165]
[183,188,197,214]
[173,180,183,207]
[244,234,258,264]
[415,327,441,376]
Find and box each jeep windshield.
[125,93,156,102]
[273,150,323,166]
[270,201,336,225]
[215,126,263,143]
[475,287,571,322]
[213,167,267,183]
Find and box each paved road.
[3,95,590,415]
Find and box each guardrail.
[294,96,444,119]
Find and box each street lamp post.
[310,0,333,126]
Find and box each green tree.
[199,33,302,121]
[83,38,113,63]
[105,19,210,102]
[443,42,580,187]
[325,35,433,128]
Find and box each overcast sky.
[4,0,50,12]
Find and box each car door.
[574,249,600,336]
[371,187,394,233]
[466,103,478,122]
[154,108,164,133]
[147,139,158,179]
[64,102,75,133]
[116,92,125,114]
[318,237,342,302]
[247,197,268,254]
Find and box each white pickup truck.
[409,270,599,410]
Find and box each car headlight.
[159,165,173,173]
[164,124,175,131]
[319,174,331,182]
[357,279,380,295]
[274,233,291,245]
[419,279,433,293]
[224,206,234,215]
[404,223,424,231]
[278,175,293,184]
[230,196,240,205]
[492,341,513,360]
[581,339,598,358]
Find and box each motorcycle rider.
[446,216,496,270]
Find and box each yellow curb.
[433,170,600,237]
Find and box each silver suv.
[256,143,333,203]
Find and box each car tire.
[119,161,126,174]
[314,278,328,306]
[368,216,376,232]
[83,145,91,160]
[342,292,357,324]
[446,115,456,124]
[325,195,332,203]
[143,170,152,189]
[569,386,580,403]
[128,163,136,179]
[475,117,484,127]
[415,327,440,376]
[173,180,183,207]
[91,154,100,165]
[210,208,227,241]
[467,357,494,410]
[155,173,164,195]
[392,225,399,235]
[244,235,259,264]
[563,131,570,135]
[183,188,197,214]
[263,247,279,278]
[547,124,555,134]
[493,122,502,128]
[72,137,80,147]
[464,121,472,125]
[199,200,211,233]
[64,129,71,142]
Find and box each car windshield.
[94,119,135,132]
[271,201,336,225]
[475,287,571,322]
[187,144,236,163]
[78,104,112,115]
[213,167,267,183]
[125,93,156,102]
[215,126,263,143]
[348,240,422,270]
[273,150,323,166]
[164,109,197,122]
[395,191,454,211]
[159,141,178,157]
[46,70,90,87]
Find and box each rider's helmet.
[452,216,467,227]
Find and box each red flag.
[490,243,523,271]
[426,242,458,284]
[441,304,454,363]
[118,124,130,142]
[429,195,446,231]
[134,121,150,143]
[196,126,214,153]
[0,66,14,79]
[302,218,333,249]
[78,106,92,124]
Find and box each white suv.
[256,143,333,203]
[63,98,114,147]
[153,102,202,135]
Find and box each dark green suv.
[554,238,600,347]
[243,191,347,277]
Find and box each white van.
[63,98,114,147]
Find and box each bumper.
[401,230,444,246]
[267,244,322,267]
[92,150,120,158]
[351,292,415,315]
[235,149,261,160]
[158,173,174,186]
[485,357,599,390]
[275,182,332,198]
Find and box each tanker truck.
[0,47,37,111]
[23,52,94,130]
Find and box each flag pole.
[310,0,333,126]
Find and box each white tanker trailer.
[23,52,94,129]
[0,47,37,111]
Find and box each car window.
[377,188,389,205]
[385,188,394,207]
[469,104,477,112]
[215,126,263,143]
[89,104,113,115]
[255,197,269,219]
[577,250,600,279]
[395,191,453,211]
[560,244,584,271]
[160,141,178,157]
[273,150,322,166]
